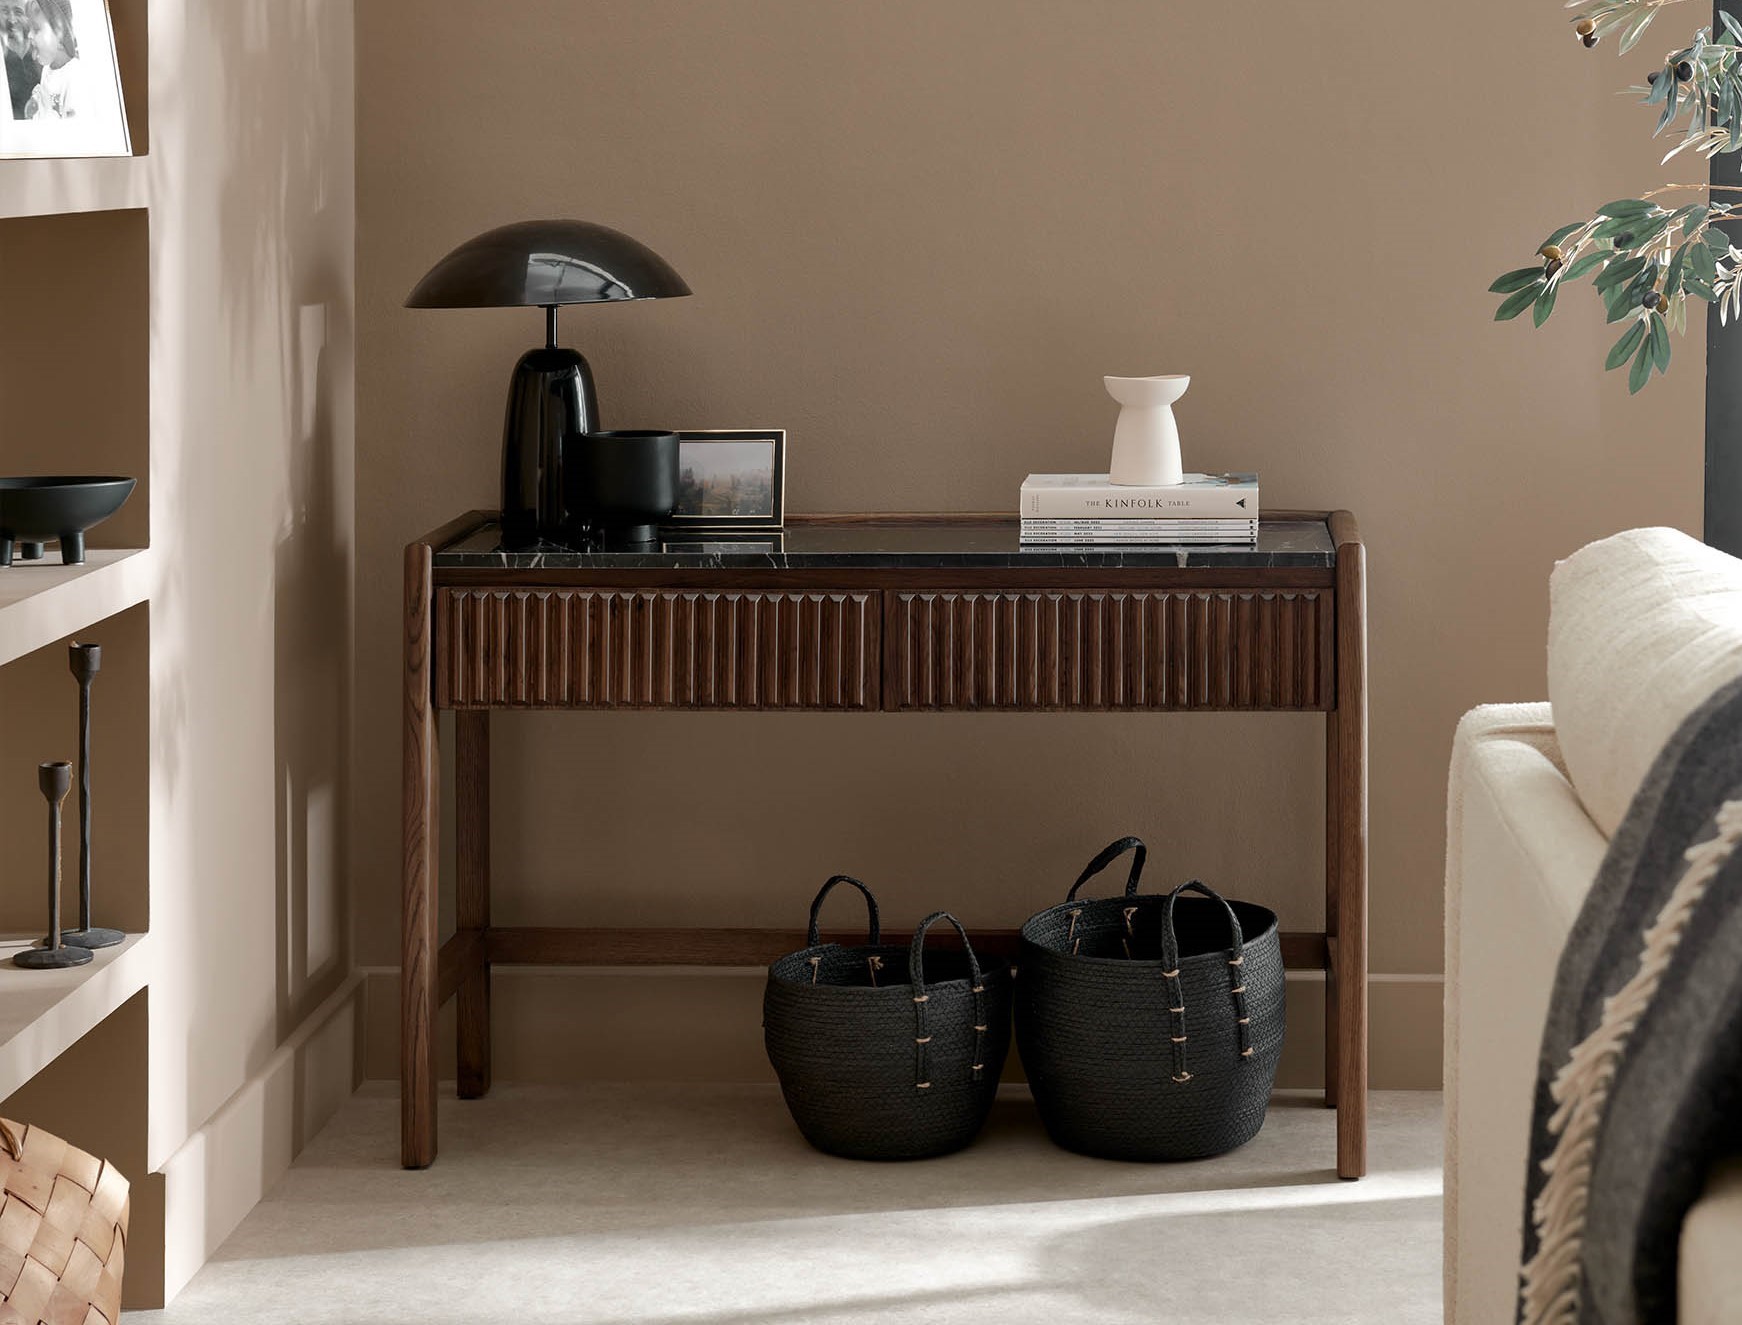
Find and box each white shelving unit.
[0,548,152,669]
[0,157,148,223]
[0,0,158,1300]
[0,934,149,1100]
[0,551,152,1089]
[0,548,150,1085]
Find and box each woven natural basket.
[764,876,1012,1160]
[0,1117,128,1325]
[1017,837,1284,1161]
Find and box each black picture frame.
[665,430,786,531]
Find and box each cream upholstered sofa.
[1444,526,1742,1324]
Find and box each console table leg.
[1324,713,1341,1112]
[456,710,491,1099]
[402,543,440,1168]
[1331,523,1369,1180]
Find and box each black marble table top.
[432,517,1336,570]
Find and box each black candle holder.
[58,643,121,949]
[16,762,92,970]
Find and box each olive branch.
[1493,1,1742,390]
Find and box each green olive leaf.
[1595,255,1647,291]
[1495,284,1543,321]
[1629,339,1654,392]
[1606,320,1647,369]
[1651,313,1672,369]
[1490,266,1546,294]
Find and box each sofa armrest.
[1445,703,1608,1325]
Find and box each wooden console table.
[401,511,1368,1177]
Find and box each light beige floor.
[129,1084,1443,1324]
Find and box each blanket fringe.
[1518,798,1742,1325]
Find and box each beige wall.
[144,0,356,1292]
[355,0,1703,1084]
[0,0,355,1301]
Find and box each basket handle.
[1157,880,1253,1084]
[1065,836,1147,902]
[806,875,880,947]
[908,911,991,1090]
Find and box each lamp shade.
[404,219,692,309]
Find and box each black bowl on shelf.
[0,477,136,566]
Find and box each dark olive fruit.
[1613,231,1635,247]
[1582,31,1599,46]
[1677,60,1695,81]
[1642,289,1663,309]
[1575,17,1596,34]
[1545,257,1564,278]
[1648,70,1661,84]
[1539,243,1565,262]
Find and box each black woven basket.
[764,876,1012,1160]
[1016,837,1285,1161]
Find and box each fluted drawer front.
[435,589,879,709]
[886,590,1331,710]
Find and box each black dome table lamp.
[405,219,692,549]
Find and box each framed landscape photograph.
[0,0,129,158]
[667,429,786,531]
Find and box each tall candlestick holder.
[16,762,93,969]
[59,643,121,949]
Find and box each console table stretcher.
[400,511,1368,1177]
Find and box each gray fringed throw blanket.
[1518,675,1742,1324]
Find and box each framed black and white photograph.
[667,429,786,531]
[0,0,129,158]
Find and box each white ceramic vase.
[1105,374,1189,486]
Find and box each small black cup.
[564,430,679,545]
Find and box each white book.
[1017,532,1261,543]
[1021,529,1257,545]
[1020,472,1259,520]
[1021,519,1258,532]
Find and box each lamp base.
[501,346,597,549]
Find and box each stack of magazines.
[1018,473,1259,545]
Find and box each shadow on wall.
[153,0,355,1234]
[206,0,354,1044]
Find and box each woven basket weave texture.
[1017,838,1285,1161]
[765,877,1012,1160]
[0,1117,128,1325]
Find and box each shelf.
[0,933,149,1101]
[0,156,147,221]
[0,548,152,668]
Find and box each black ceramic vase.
[500,344,597,550]
[565,430,679,544]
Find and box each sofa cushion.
[1548,527,1742,838]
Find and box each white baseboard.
[360,965,1445,1091]
[159,972,366,1302]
